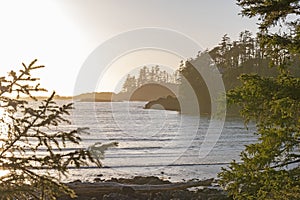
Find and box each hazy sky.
[0,0,258,95]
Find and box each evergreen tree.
[121,65,178,92]
[178,52,213,114]
[137,66,148,87]
[218,1,300,199]
[122,74,137,92]
[0,60,104,199]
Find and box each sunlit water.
[63,101,256,182]
[1,101,257,182]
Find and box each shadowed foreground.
[58,176,230,200]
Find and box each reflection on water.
[0,101,257,182]
[65,101,257,182]
[0,170,9,178]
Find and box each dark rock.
[69,179,82,184]
[144,95,180,111]
[93,178,102,182]
[105,176,171,185]
[59,177,231,200]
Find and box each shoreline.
[58,176,230,200]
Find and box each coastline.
[58,176,230,200]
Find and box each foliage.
[209,31,261,71]
[0,60,101,199]
[178,53,213,114]
[237,0,300,70]
[177,30,299,115]
[218,0,300,199]
[121,65,179,93]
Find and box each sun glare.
[0,107,4,118]
[0,170,9,178]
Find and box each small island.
[144,95,180,111]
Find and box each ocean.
[56,101,257,182]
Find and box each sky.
[0,0,258,96]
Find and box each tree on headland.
[208,31,264,72]
[122,74,137,93]
[121,65,179,93]
[0,60,107,199]
[218,0,300,199]
[178,52,213,114]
